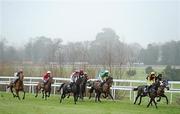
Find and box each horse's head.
[47,76,54,84]
[160,80,169,90]
[19,73,24,81]
[86,80,93,87]
[82,74,89,84]
[156,74,162,82]
[106,76,113,85]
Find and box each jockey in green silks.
[97,70,110,87]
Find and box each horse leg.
[95,92,98,102]
[47,90,51,97]
[152,98,158,108]
[157,97,161,102]
[98,93,101,102]
[10,86,16,97]
[79,85,82,99]
[134,94,140,104]
[108,92,114,100]
[15,90,20,100]
[102,93,107,98]
[35,86,39,97]
[161,94,168,104]
[67,93,70,98]
[22,90,25,99]
[89,87,94,99]
[48,88,51,97]
[73,93,77,104]
[42,90,44,99]
[45,91,47,100]
[138,96,143,105]
[147,98,153,108]
[60,93,65,103]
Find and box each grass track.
[0,92,179,114]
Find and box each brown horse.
[35,76,54,100]
[7,73,25,100]
[89,76,114,102]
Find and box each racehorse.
[89,76,114,102]
[7,73,25,100]
[156,80,169,104]
[147,80,169,108]
[146,80,161,108]
[133,74,163,105]
[58,76,83,104]
[79,75,89,100]
[35,76,54,100]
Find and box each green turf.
[0,92,179,114]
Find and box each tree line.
[0,28,180,67]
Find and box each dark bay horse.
[7,73,25,100]
[58,82,78,104]
[57,75,88,104]
[35,76,54,100]
[79,75,89,100]
[156,80,169,104]
[89,76,114,102]
[147,80,169,108]
[133,74,163,105]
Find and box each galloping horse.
[89,76,114,102]
[147,80,169,108]
[58,76,85,104]
[35,76,54,100]
[156,80,169,104]
[7,73,25,100]
[133,74,163,105]
[79,75,89,100]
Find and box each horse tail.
[57,83,65,92]
[133,87,138,91]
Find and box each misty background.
[0,0,180,80]
[1,0,180,47]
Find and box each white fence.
[0,76,180,104]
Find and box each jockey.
[145,71,156,92]
[69,69,85,88]
[70,70,80,83]
[98,70,110,87]
[43,71,51,85]
[79,69,84,77]
[13,69,23,85]
[146,72,156,85]
[84,72,88,79]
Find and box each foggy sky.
[0,0,180,47]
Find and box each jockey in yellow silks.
[145,72,156,92]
